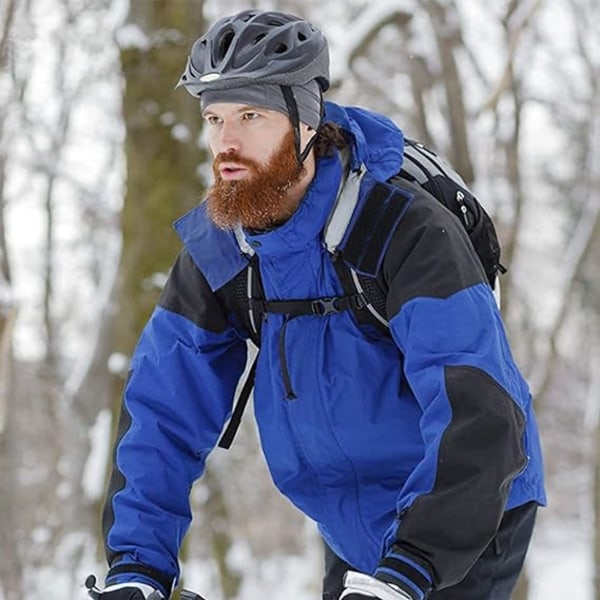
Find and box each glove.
[340,572,412,600]
[99,582,164,599]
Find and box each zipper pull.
[455,190,471,228]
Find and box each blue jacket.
[103,102,546,598]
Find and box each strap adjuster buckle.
[311,297,341,316]
[351,293,367,310]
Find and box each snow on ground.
[22,512,595,599]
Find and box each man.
[99,10,546,600]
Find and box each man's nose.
[217,121,242,154]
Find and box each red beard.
[207,129,305,231]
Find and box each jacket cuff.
[106,562,173,598]
[374,548,434,600]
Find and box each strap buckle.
[311,297,341,316]
[351,293,367,310]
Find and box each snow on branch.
[329,3,413,87]
[476,0,546,117]
[528,96,600,399]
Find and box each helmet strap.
[280,85,319,168]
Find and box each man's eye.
[243,112,259,121]
[204,115,220,125]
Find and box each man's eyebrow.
[239,105,270,113]
[202,105,271,117]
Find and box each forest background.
[0,0,599,599]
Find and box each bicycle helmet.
[177,9,330,95]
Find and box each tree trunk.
[202,468,243,600]
[0,2,21,596]
[116,1,206,350]
[114,2,243,596]
[423,0,474,184]
[593,304,600,600]
[595,417,600,600]
[0,311,22,600]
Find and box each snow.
[82,409,112,502]
[329,3,412,84]
[529,516,594,599]
[105,0,130,31]
[172,123,192,142]
[116,23,151,50]
[107,352,129,376]
[3,0,599,598]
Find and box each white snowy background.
[1,0,598,598]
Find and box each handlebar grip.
[84,575,102,599]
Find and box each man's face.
[202,102,307,231]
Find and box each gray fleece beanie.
[200,80,323,130]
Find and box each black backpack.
[216,138,505,448]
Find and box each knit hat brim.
[200,81,322,129]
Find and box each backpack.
[215,138,505,448]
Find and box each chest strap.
[250,292,367,318]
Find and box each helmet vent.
[274,43,288,54]
[217,30,235,60]
[297,32,307,41]
[253,33,266,44]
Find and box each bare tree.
[0,1,27,596]
[112,2,250,597]
[2,0,598,597]
[302,0,600,597]
[0,0,126,596]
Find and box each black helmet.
[177,9,330,96]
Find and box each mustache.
[213,151,257,171]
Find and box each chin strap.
[280,85,321,167]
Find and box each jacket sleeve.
[373,193,528,598]
[102,250,248,595]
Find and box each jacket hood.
[323,101,404,181]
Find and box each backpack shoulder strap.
[323,153,364,253]
[339,179,413,276]
[325,167,415,332]
[215,254,263,346]
[214,255,264,449]
[218,353,258,449]
[324,149,414,275]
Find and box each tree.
[0,0,125,596]
[2,0,598,596]
[1,1,29,597]
[114,2,248,597]
[307,0,600,597]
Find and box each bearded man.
[97,9,546,600]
